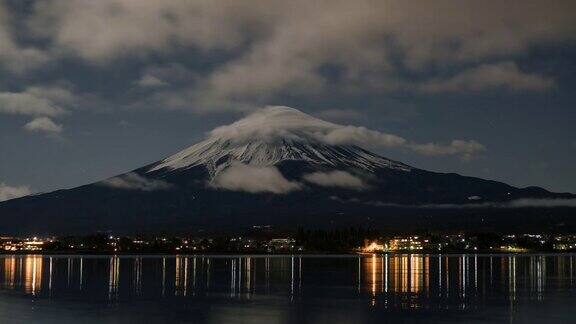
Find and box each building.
[267,238,296,252]
[1,237,47,251]
[388,236,429,251]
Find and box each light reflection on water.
[0,254,575,322]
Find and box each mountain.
[1,106,574,235]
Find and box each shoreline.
[3,251,576,257]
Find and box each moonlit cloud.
[101,173,174,191]
[316,126,407,148]
[0,85,79,136]
[418,62,554,93]
[7,0,569,112]
[303,171,367,190]
[24,117,63,134]
[0,91,65,117]
[28,1,576,67]
[0,4,48,73]
[136,74,168,88]
[208,106,407,149]
[315,109,364,122]
[211,162,300,194]
[410,140,487,161]
[0,182,31,202]
[208,106,486,160]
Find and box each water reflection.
[109,255,120,300]
[0,254,574,310]
[24,255,42,295]
[362,254,429,295]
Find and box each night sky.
[0,0,575,201]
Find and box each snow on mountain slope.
[148,106,411,176]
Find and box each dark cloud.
[0,1,570,110]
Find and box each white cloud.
[211,163,300,194]
[209,106,337,143]
[208,106,486,160]
[0,91,65,117]
[101,173,174,191]
[209,106,407,148]
[0,85,78,136]
[24,117,63,134]
[419,62,554,93]
[303,171,367,190]
[316,126,407,148]
[25,86,78,106]
[136,74,168,88]
[410,140,486,161]
[0,182,31,202]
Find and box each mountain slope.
[147,106,411,175]
[0,106,574,235]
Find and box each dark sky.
[0,0,575,200]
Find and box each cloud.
[0,85,78,117]
[0,91,65,117]
[315,109,363,122]
[24,117,63,134]
[184,1,570,106]
[209,106,336,143]
[505,198,576,208]
[141,64,197,84]
[303,171,367,190]
[410,140,486,161]
[333,197,576,209]
[419,62,554,93]
[29,0,576,66]
[208,106,485,160]
[0,4,48,73]
[316,126,407,148]
[0,85,78,135]
[16,0,571,110]
[211,163,300,194]
[0,182,31,202]
[136,74,168,88]
[101,173,174,191]
[427,198,576,209]
[29,0,273,62]
[25,86,78,106]
[209,106,408,148]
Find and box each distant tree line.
[296,227,380,252]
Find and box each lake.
[0,254,575,323]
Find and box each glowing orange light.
[363,241,385,252]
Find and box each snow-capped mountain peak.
[148,106,411,175]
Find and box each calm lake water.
[0,254,575,323]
